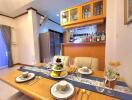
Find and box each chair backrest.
[74,57,98,70]
[53,55,69,67]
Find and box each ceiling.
[0,0,88,23]
[0,0,34,15]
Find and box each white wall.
[0,15,18,64]
[15,14,32,64]
[39,19,64,33]
[28,10,40,64]
[106,0,132,89]
[14,10,40,65]
[0,15,14,27]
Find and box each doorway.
[0,29,8,69]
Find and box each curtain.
[0,25,13,67]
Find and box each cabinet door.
[70,8,79,22]
[54,33,62,55]
[60,10,70,25]
[82,3,92,19]
[93,0,103,16]
[39,33,50,62]
[49,32,55,58]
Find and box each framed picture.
[124,0,132,24]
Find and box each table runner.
[18,66,132,100]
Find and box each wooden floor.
[0,67,32,100]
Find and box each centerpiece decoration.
[105,61,120,88]
[50,58,67,78]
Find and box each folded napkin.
[66,67,77,74]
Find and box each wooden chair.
[74,57,98,70]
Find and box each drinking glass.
[69,58,74,67]
[43,58,50,68]
[76,71,82,82]
[50,57,54,64]
[45,70,50,76]
[95,79,105,93]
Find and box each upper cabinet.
[60,0,106,29]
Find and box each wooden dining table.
[0,65,119,100]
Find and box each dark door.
[49,30,63,58]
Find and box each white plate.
[16,73,35,83]
[78,68,93,75]
[50,71,68,79]
[50,81,75,99]
[52,66,64,71]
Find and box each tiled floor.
[0,67,32,100]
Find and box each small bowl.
[56,81,70,93]
[82,66,89,72]
[22,71,29,78]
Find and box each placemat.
[18,66,132,100]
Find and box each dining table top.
[0,65,119,100]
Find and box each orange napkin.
[68,67,77,73]
[66,67,71,73]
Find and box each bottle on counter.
[89,34,92,42]
[101,31,106,41]
[84,33,87,42]
[94,33,97,42]
[85,33,88,42]
[96,32,101,42]
[91,33,95,42]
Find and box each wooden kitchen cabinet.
[60,0,106,29]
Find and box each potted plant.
[105,61,120,88]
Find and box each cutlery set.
[21,67,91,100]
[23,76,42,86]
[71,88,91,100]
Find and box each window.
[0,29,8,69]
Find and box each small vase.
[105,77,116,89]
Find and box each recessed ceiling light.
[56,14,60,17]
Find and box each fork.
[28,76,42,86]
[86,90,91,100]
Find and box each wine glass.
[69,58,74,67]
[95,78,105,93]
[45,70,50,76]
[50,57,53,64]
[76,70,82,82]
[43,57,50,68]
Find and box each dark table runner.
[18,66,132,100]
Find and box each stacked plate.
[16,73,35,83]
[50,66,68,79]
[50,81,75,99]
[78,67,93,75]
